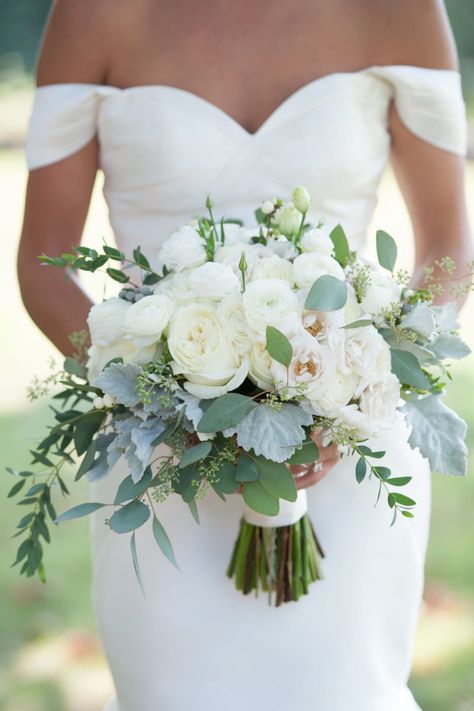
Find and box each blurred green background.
[1,3,474,710]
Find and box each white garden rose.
[154,272,193,305]
[252,255,294,283]
[300,227,334,256]
[342,326,391,393]
[217,296,252,355]
[157,225,207,273]
[271,332,332,397]
[359,372,400,429]
[87,297,129,346]
[167,302,248,398]
[307,364,359,418]
[242,278,300,336]
[360,270,402,317]
[188,262,240,299]
[87,340,156,382]
[293,252,345,289]
[123,294,175,347]
[248,342,274,389]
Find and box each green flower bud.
[292,185,311,213]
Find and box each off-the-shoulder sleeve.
[368,65,468,156]
[26,84,117,170]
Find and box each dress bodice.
[26,65,467,260]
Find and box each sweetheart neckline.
[36,64,461,139]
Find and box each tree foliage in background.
[0,0,473,75]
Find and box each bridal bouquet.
[8,186,470,605]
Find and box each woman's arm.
[18,0,110,355]
[387,1,474,305]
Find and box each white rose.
[157,225,207,273]
[242,278,300,336]
[123,294,175,347]
[360,271,402,316]
[307,364,359,418]
[359,372,400,429]
[300,228,334,256]
[217,296,252,355]
[188,262,240,299]
[167,302,248,398]
[293,252,345,289]
[252,255,294,283]
[248,342,274,389]
[87,340,155,382]
[87,297,129,346]
[270,332,331,397]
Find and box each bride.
[18,1,472,709]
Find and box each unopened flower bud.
[274,203,301,237]
[93,396,105,409]
[261,200,275,215]
[292,185,311,213]
[102,394,116,408]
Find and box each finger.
[294,456,340,489]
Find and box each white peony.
[360,270,402,317]
[157,225,207,273]
[242,278,300,336]
[252,255,294,283]
[248,342,274,389]
[123,294,175,347]
[217,296,252,355]
[167,302,248,398]
[187,262,240,300]
[87,297,129,346]
[300,227,334,256]
[293,252,345,289]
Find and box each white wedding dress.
[26,65,467,711]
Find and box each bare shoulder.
[36,0,136,86]
[364,0,458,70]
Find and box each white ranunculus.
[292,186,311,213]
[273,202,301,237]
[123,294,175,347]
[293,252,345,289]
[248,342,274,389]
[359,372,400,429]
[87,340,156,382]
[167,302,248,398]
[217,296,252,355]
[220,223,251,246]
[342,326,391,393]
[157,225,207,273]
[360,270,402,317]
[188,262,240,300]
[307,365,359,418]
[252,255,294,283]
[87,297,129,346]
[242,278,300,336]
[266,236,298,260]
[300,227,334,256]
[154,272,193,305]
[214,243,273,276]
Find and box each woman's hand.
[288,428,340,489]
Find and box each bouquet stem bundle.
[226,514,324,606]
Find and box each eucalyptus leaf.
[390,349,429,390]
[109,500,150,534]
[74,411,106,456]
[179,442,212,469]
[236,453,260,482]
[212,461,239,494]
[55,502,106,523]
[197,394,256,433]
[114,466,153,505]
[330,224,350,267]
[130,532,145,595]
[376,230,397,271]
[242,481,280,516]
[342,319,373,329]
[254,455,297,502]
[153,515,179,569]
[355,458,366,483]
[265,326,293,367]
[402,395,468,477]
[305,275,347,311]
[287,441,319,465]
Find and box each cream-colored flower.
[187,262,240,300]
[360,270,402,316]
[252,255,294,283]
[293,252,345,289]
[123,294,174,347]
[248,342,274,389]
[87,297,129,346]
[242,278,300,336]
[157,225,207,273]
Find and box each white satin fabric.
[26,65,467,711]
